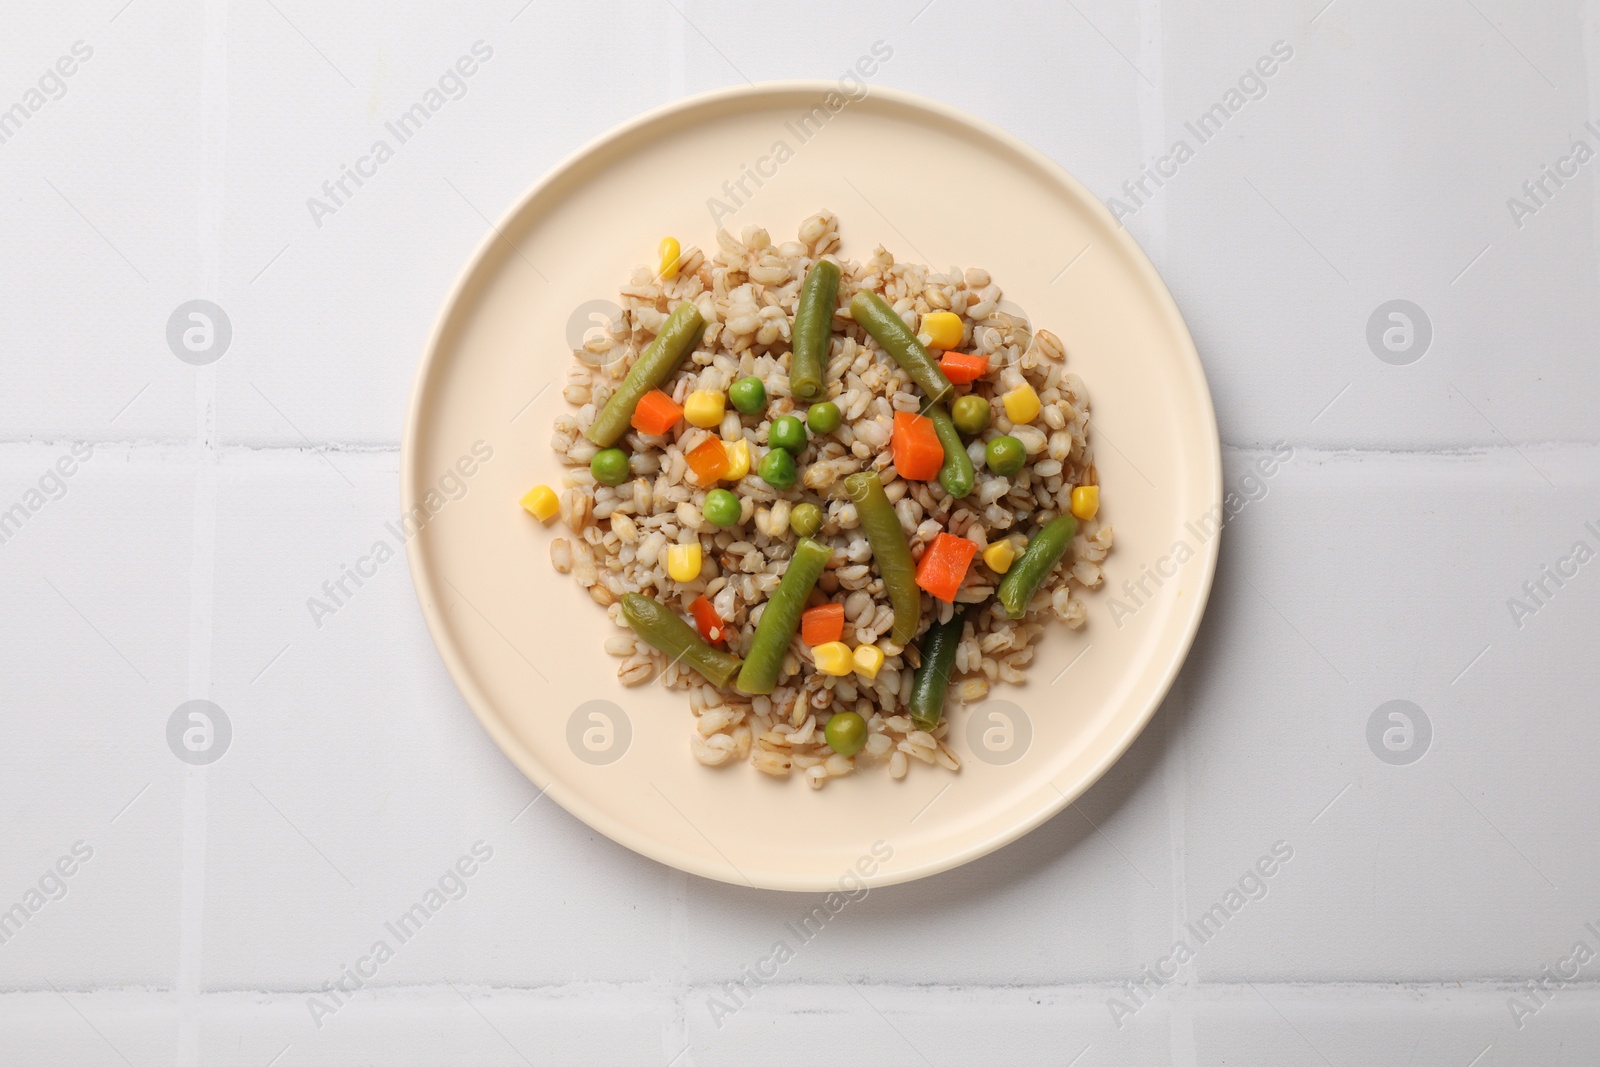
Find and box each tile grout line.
[1164,676,1200,1066]
[1130,1,1196,1061]
[175,1,230,1062]
[1587,0,1600,292]
[1134,0,1166,271]
[10,978,1600,999]
[666,869,691,1062]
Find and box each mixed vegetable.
[908,606,964,731]
[789,259,841,403]
[843,470,920,647]
[525,235,1103,762]
[585,300,703,447]
[735,536,833,696]
[620,592,742,688]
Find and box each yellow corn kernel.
[723,438,750,480]
[684,389,725,429]
[921,310,963,350]
[666,543,702,582]
[813,641,854,677]
[658,236,681,280]
[519,485,559,522]
[981,539,1016,574]
[852,643,885,680]
[1071,484,1100,521]
[1003,383,1041,425]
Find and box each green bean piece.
[848,290,954,405]
[620,593,743,688]
[842,470,920,647]
[735,537,834,695]
[790,259,841,403]
[909,607,965,730]
[996,515,1078,620]
[585,301,705,447]
[925,403,975,499]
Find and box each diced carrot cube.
[916,532,979,603]
[685,437,729,484]
[631,389,683,435]
[891,410,943,481]
[690,595,726,644]
[939,351,989,385]
[800,602,846,646]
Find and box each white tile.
[1175,447,1600,981]
[213,3,677,446]
[1187,984,1600,1067]
[0,3,248,445]
[679,709,1178,986]
[4,0,1600,1045]
[200,449,675,988]
[0,446,193,988]
[1,984,1594,1066]
[685,984,1167,1067]
[0,991,177,1067]
[693,0,1149,209]
[1155,0,1599,448]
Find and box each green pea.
[824,711,867,756]
[986,435,1026,476]
[951,394,990,436]
[768,414,807,453]
[702,488,742,527]
[590,448,630,486]
[789,501,823,537]
[806,401,842,435]
[757,448,798,489]
[729,376,767,415]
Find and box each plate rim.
[401,79,1222,891]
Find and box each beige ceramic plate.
[403,82,1220,891]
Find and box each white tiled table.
[3,1,1596,1064]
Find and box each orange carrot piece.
[685,437,729,484]
[631,389,683,435]
[800,602,845,646]
[939,351,989,385]
[891,411,943,481]
[916,532,979,603]
[691,595,726,644]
